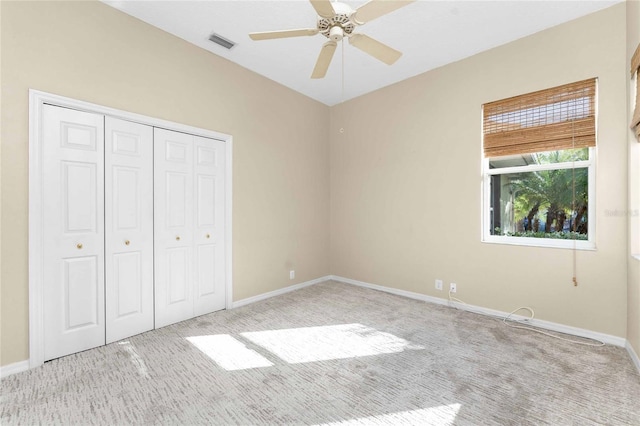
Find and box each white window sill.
[632,254,640,261]
[482,236,596,250]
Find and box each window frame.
[481,147,596,250]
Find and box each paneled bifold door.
[154,128,226,328]
[43,105,106,361]
[42,105,225,361]
[104,117,154,344]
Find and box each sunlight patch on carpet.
[241,323,424,364]
[118,341,149,378]
[186,334,274,371]
[314,404,461,425]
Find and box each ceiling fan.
[249,0,415,79]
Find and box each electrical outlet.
[435,279,443,291]
[289,270,295,280]
[449,283,457,293]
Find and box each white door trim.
[28,89,233,369]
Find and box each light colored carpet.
[1,280,639,425]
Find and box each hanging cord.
[341,38,345,104]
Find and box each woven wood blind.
[631,43,640,139]
[483,78,596,157]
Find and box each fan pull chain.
[341,38,345,104]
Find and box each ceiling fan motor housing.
[317,2,355,41]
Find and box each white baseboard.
[627,341,640,374]
[330,275,452,307]
[329,275,627,347]
[0,360,30,378]
[232,275,332,309]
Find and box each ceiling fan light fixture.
[329,26,344,42]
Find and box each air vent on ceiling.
[208,33,235,50]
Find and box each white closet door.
[193,136,226,315]
[105,117,154,343]
[154,128,194,328]
[43,105,105,361]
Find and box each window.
[482,79,597,249]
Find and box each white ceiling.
[102,0,620,106]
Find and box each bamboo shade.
[631,43,640,139]
[483,78,596,157]
[631,43,640,77]
[634,80,640,138]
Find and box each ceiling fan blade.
[349,34,402,65]
[311,41,337,79]
[352,0,415,24]
[310,0,336,18]
[249,28,318,41]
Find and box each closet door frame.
[28,89,233,369]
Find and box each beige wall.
[627,0,640,357]
[330,4,628,336]
[0,1,330,366]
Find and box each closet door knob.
[206,234,210,239]
[76,243,83,249]
[124,240,130,246]
[176,236,181,241]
